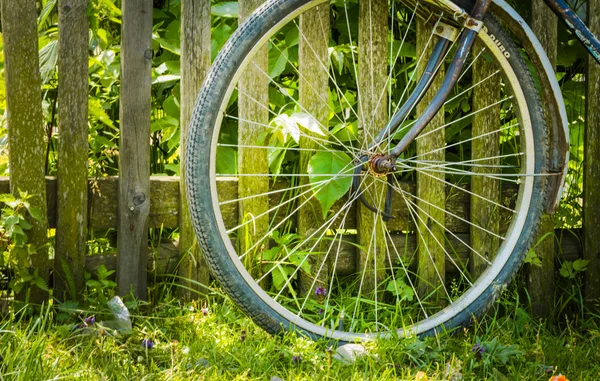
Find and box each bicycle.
[185,0,600,342]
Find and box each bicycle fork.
[354,0,493,220]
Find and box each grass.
[0,283,599,381]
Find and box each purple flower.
[315,287,327,297]
[83,316,96,326]
[318,308,324,315]
[471,343,484,358]
[141,339,154,349]
[292,355,302,364]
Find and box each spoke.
[406,123,519,162]
[399,185,453,301]
[404,189,473,288]
[297,192,356,318]
[372,175,494,268]
[219,176,327,206]
[387,178,507,240]
[227,176,330,235]
[322,195,356,327]
[217,173,362,177]
[246,63,364,159]
[269,35,352,129]
[457,46,486,83]
[447,67,500,105]
[417,96,513,140]
[225,114,351,153]
[218,143,340,153]
[269,182,374,295]
[371,0,420,135]
[383,227,429,319]
[397,162,516,213]
[234,160,364,257]
[343,0,367,131]
[404,152,524,170]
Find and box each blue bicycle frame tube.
[544,0,600,64]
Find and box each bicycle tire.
[186,0,548,342]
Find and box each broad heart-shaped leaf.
[308,151,353,219]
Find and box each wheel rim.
[202,0,538,341]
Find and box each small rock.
[332,343,369,364]
[269,377,285,381]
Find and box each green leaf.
[272,265,288,291]
[573,259,589,272]
[151,116,179,133]
[268,46,288,79]
[523,249,542,267]
[34,277,49,291]
[308,151,353,219]
[39,39,58,84]
[89,99,116,129]
[212,2,239,18]
[163,96,180,119]
[38,0,57,30]
[216,146,237,175]
[27,206,43,222]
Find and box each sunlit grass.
[0,283,599,380]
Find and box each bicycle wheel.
[186,0,548,341]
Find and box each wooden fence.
[0,0,599,316]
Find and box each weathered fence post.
[298,4,331,296]
[416,21,446,300]
[528,0,557,317]
[117,0,153,299]
[471,41,500,278]
[1,0,50,304]
[584,0,600,303]
[55,0,90,302]
[179,0,211,299]
[238,0,269,271]
[357,0,388,295]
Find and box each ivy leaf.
[573,259,589,272]
[308,151,353,219]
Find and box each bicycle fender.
[491,0,569,214]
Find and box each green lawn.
[1,286,599,381]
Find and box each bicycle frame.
[545,0,600,64]
[359,0,599,217]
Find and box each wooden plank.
[470,40,500,277]
[0,176,518,234]
[237,0,270,276]
[416,21,446,300]
[83,231,583,280]
[528,0,557,317]
[1,0,50,304]
[298,4,331,297]
[357,0,389,296]
[584,0,600,303]
[179,0,212,299]
[55,0,90,302]
[117,0,153,299]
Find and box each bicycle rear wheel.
[186,0,548,341]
